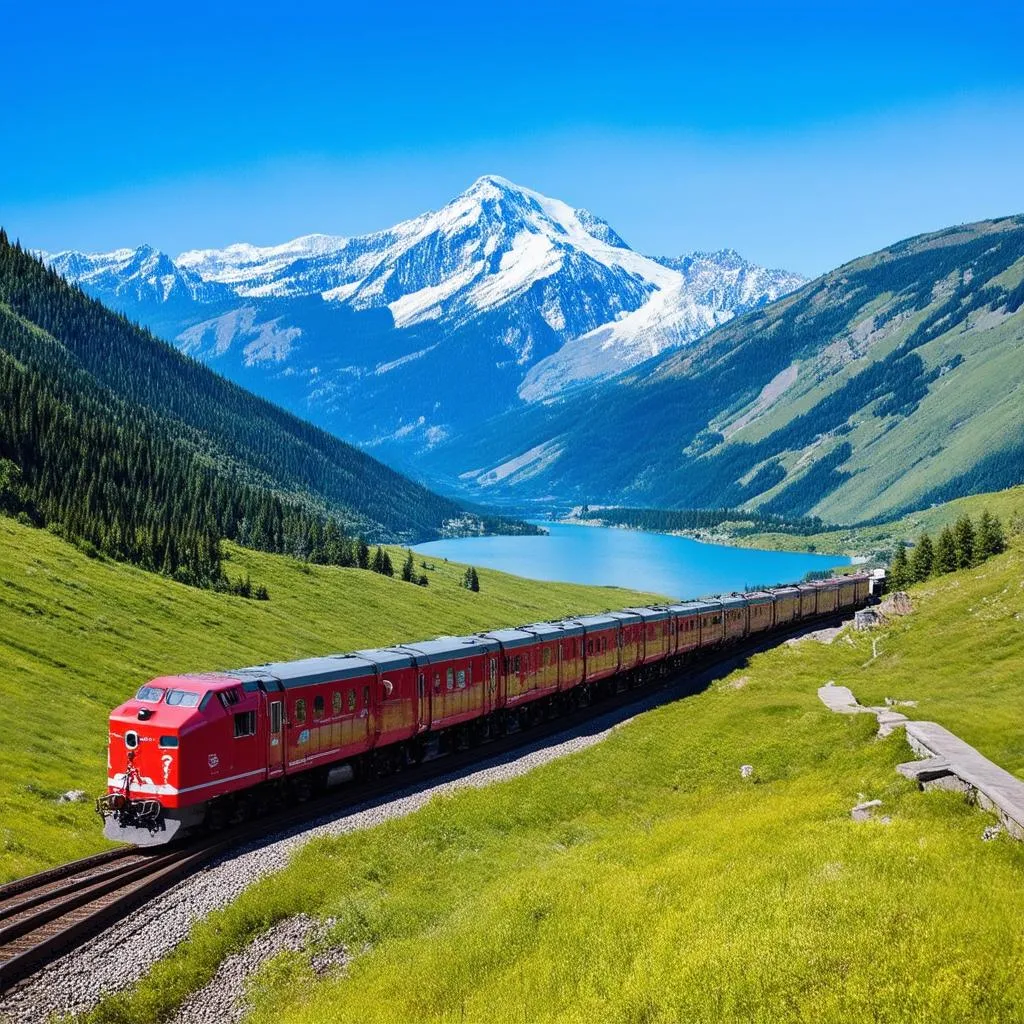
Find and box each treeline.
[581,505,827,537]
[888,510,1007,589]
[0,230,466,594]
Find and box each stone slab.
[904,721,1024,840]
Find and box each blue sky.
[3,0,1023,275]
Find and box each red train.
[97,574,871,845]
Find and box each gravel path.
[0,699,657,1024]
[169,914,346,1024]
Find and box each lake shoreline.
[416,521,852,600]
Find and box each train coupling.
[96,792,162,823]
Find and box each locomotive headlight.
[125,730,139,750]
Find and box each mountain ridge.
[39,176,805,453]
[416,215,1024,523]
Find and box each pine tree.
[371,546,385,574]
[889,544,910,590]
[976,510,1006,560]
[401,548,415,583]
[463,566,480,592]
[953,515,976,568]
[934,526,958,575]
[381,551,394,577]
[909,532,934,582]
[356,535,370,570]
[417,573,429,587]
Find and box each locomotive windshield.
[135,685,166,703]
[166,689,201,708]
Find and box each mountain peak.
[465,173,522,196]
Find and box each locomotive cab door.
[267,699,285,778]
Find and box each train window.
[159,735,179,748]
[456,669,466,689]
[418,673,425,698]
[434,673,441,694]
[332,691,343,715]
[135,685,165,703]
[542,648,551,667]
[348,689,357,712]
[219,689,241,709]
[313,696,325,720]
[446,668,454,691]
[513,655,521,673]
[166,689,200,708]
[363,685,370,707]
[295,699,306,724]
[270,702,282,734]
[233,711,257,738]
[586,639,593,655]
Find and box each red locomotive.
[97,573,872,845]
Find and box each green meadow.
[0,517,660,882]
[78,540,1024,1024]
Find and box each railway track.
[0,612,848,997]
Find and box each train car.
[626,607,672,665]
[720,595,749,643]
[483,628,545,708]
[667,602,704,655]
[353,647,424,744]
[574,614,621,683]
[837,575,858,609]
[854,572,871,606]
[521,620,585,692]
[607,610,644,673]
[395,635,500,731]
[796,583,818,619]
[813,579,840,615]
[746,592,775,634]
[262,655,379,776]
[772,586,801,627]
[696,600,725,649]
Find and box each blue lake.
[415,522,850,600]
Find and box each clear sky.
[3,0,1023,276]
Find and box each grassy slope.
[0,518,660,882]
[81,544,1024,1024]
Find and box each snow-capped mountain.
[40,176,805,456]
[44,244,230,309]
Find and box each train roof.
[571,614,621,630]
[396,635,501,660]
[351,648,416,671]
[666,602,708,614]
[232,654,378,689]
[718,595,749,609]
[520,620,583,639]
[771,586,801,597]
[812,578,840,589]
[623,606,671,621]
[606,610,643,626]
[745,591,774,604]
[482,628,537,649]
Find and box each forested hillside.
[0,232,525,588]
[425,216,1024,523]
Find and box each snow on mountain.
[40,176,806,448]
[520,249,807,401]
[41,244,228,307]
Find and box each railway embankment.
[15,539,1022,1024]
